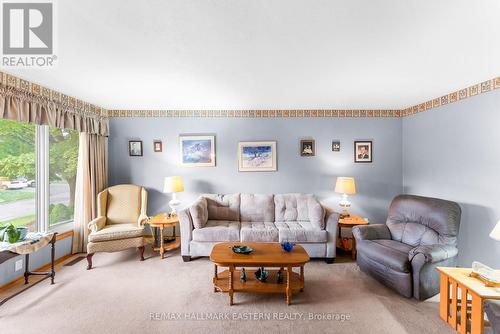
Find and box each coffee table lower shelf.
[213,268,304,305]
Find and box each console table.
[0,232,57,306]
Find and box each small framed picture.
[129,140,143,157]
[153,140,162,152]
[332,140,340,152]
[300,139,315,157]
[354,141,372,163]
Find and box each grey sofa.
[353,194,461,300]
[178,193,339,263]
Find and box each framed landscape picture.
[354,140,372,163]
[179,135,216,167]
[238,141,277,172]
[128,140,143,156]
[300,139,315,157]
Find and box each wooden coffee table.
[210,242,310,305]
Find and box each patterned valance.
[0,72,108,136]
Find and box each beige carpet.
[0,249,456,334]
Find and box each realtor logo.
[1,1,56,67]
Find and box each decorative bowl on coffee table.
[231,245,253,254]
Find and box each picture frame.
[179,135,216,167]
[238,141,277,172]
[153,140,162,152]
[332,140,340,152]
[354,141,372,163]
[300,139,315,157]
[128,140,143,157]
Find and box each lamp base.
[339,194,351,218]
[168,193,181,215]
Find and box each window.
[0,119,36,230]
[0,119,79,232]
[49,128,79,226]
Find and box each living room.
[0,1,499,333]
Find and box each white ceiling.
[6,0,500,110]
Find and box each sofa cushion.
[240,194,275,222]
[189,197,208,229]
[275,221,327,243]
[240,222,279,242]
[192,220,240,242]
[274,193,325,229]
[106,185,141,225]
[203,194,240,221]
[356,239,413,273]
[88,223,144,242]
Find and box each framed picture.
[238,141,277,172]
[179,135,216,167]
[354,141,372,163]
[300,139,315,157]
[128,140,143,156]
[153,140,162,152]
[332,140,340,152]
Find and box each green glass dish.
[231,245,253,254]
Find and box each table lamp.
[163,176,184,215]
[490,220,500,241]
[335,177,356,218]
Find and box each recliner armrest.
[352,224,391,241]
[88,216,106,233]
[409,244,458,263]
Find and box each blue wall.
[403,89,500,268]
[108,117,403,226]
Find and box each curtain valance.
[0,84,108,136]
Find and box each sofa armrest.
[409,244,458,263]
[178,207,193,256]
[88,216,106,233]
[352,224,391,241]
[324,208,340,259]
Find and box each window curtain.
[72,133,108,253]
[0,82,108,136]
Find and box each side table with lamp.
[334,177,368,259]
[148,176,184,259]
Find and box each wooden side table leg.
[459,285,467,334]
[439,273,450,322]
[213,264,218,292]
[160,227,165,259]
[286,266,292,305]
[300,266,304,292]
[229,265,234,306]
[470,292,484,334]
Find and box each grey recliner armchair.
[352,194,461,300]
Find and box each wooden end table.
[210,242,310,306]
[337,213,368,259]
[148,213,181,259]
[437,267,500,334]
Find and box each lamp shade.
[335,177,356,195]
[163,176,184,193]
[490,220,500,241]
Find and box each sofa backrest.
[274,193,325,229]
[240,194,275,222]
[386,194,461,247]
[202,193,240,221]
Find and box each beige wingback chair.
[86,184,148,270]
